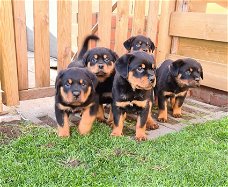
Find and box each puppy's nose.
[143,49,148,52]
[98,64,104,69]
[195,77,200,82]
[148,75,155,83]
[73,91,80,97]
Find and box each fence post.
[0,0,19,106]
[156,0,176,64]
[0,81,3,113]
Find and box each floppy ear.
[123,36,136,51]
[109,49,119,62]
[84,69,98,90]
[170,59,185,77]
[55,70,65,95]
[148,38,155,53]
[82,51,90,67]
[115,54,134,79]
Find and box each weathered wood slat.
[0,0,19,105]
[12,0,28,90]
[34,0,50,87]
[170,12,228,42]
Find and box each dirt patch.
[0,124,22,144]
[37,115,57,128]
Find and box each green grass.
[0,117,228,187]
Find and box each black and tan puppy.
[155,58,203,122]
[81,47,119,122]
[55,67,98,137]
[123,35,155,54]
[112,51,158,141]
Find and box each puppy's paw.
[173,113,182,118]
[157,117,167,123]
[111,128,123,137]
[135,134,147,141]
[146,122,159,130]
[58,131,70,138]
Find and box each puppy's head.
[169,58,203,88]
[115,51,156,90]
[82,47,119,82]
[55,67,98,105]
[123,35,155,54]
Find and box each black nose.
[73,91,80,97]
[143,49,148,52]
[148,75,155,83]
[195,77,200,82]
[98,64,104,69]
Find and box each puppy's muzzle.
[73,90,81,98]
[143,49,148,53]
[98,64,104,70]
[148,75,155,83]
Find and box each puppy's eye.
[185,70,191,76]
[104,58,110,63]
[80,82,86,87]
[65,82,71,88]
[92,58,97,63]
[136,43,141,47]
[137,66,144,73]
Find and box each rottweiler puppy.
[155,58,203,122]
[55,67,98,137]
[81,47,119,123]
[112,51,158,141]
[68,34,99,68]
[123,35,155,54]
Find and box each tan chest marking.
[116,100,148,108]
[163,91,187,97]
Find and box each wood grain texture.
[12,0,28,91]
[0,0,19,105]
[19,87,55,101]
[57,0,72,71]
[168,54,228,92]
[0,81,3,112]
[34,0,50,87]
[114,0,130,56]
[170,12,228,42]
[156,0,176,63]
[132,0,146,36]
[78,1,92,53]
[98,0,112,48]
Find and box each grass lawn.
[0,117,227,186]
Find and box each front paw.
[135,134,147,141]
[157,117,167,123]
[111,128,123,137]
[146,122,159,130]
[173,113,182,118]
[58,128,70,137]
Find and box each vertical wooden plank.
[132,0,146,36]
[12,0,28,91]
[34,0,50,87]
[115,0,130,56]
[0,0,19,106]
[98,0,112,48]
[0,81,3,112]
[156,0,176,63]
[146,0,159,48]
[78,1,92,53]
[57,0,72,71]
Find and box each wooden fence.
[0,0,227,106]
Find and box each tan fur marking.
[131,100,147,108]
[80,86,91,103]
[146,101,159,130]
[58,113,70,137]
[68,79,72,84]
[141,64,145,68]
[79,79,83,84]
[103,54,107,59]
[128,71,152,90]
[170,97,176,109]
[116,101,131,108]
[107,107,114,125]
[190,68,193,72]
[97,104,105,121]
[158,100,168,122]
[111,113,126,137]
[135,116,147,141]
[78,106,96,135]
[173,99,182,118]
[94,54,98,59]
[58,103,71,111]
[60,87,74,103]
[116,100,147,108]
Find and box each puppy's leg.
[111,106,126,137]
[157,95,168,122]
[55,105,70,137]
[135,106,149,141]
[78,104,97,135]
[173,95,186,118]
[97,104,105,122]
[107,106,114,125]
[146,101,159,130]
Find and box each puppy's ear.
[84,69,98,90]
[55,70,65,95]
[170,59,185,77]
[115,54,134,78]
[109,49,119,62]
[148,38,155,53]
[82,51,90,67]
[123,36,136,51]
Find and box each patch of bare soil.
[0,124,22,144]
